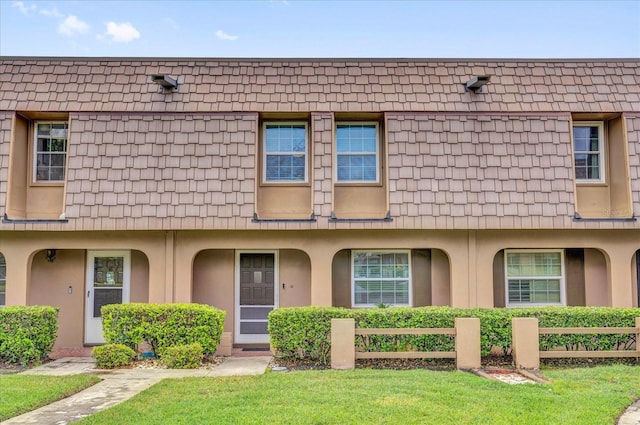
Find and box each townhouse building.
[0,57,639,351]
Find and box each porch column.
[446,241,470,308]
[307,246,334,306]
[605,246,635,307]
[475,242,496,308]
[3,246,32,305]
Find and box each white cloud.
[58,15,90,36]
[40,7,64,18]
[104,22,141,43]
[216,29,238,41]
[12,1,36,14]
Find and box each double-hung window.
[352,250,411,307]
[335,122,379,183]
[263,123,308,183]
[573,122,604,182]
[34,122,68,182]
[505,250,565,307]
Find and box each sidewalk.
[4,356,271,425]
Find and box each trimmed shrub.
[92,343,136,369]
[269,306,640,366]
[161,343,203,369]
[0,306,58,365]
[268,307,352,364]
[101,303,226,358]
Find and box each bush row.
[101,303,226,359]
[0,306,59,365]
[268,306,640,365]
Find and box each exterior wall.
[331,248,448,308]
[1,228,639,348]
[28,248,148,349]
[192,250,235,332]
[29,249,86,348]
[584,248,608,306]
[1,112,639,232]
[1,59,639,350]
[278,249,311,307]
[574,115,633,218]
[191,248,311,335]
[431,249,451,306]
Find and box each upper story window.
[335,122,379,183]
[263,122,308,183]
[573,122,604,183]
[505,250,565,307]
[34,122,68,183]
[352,250,411,307]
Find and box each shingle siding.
[0,58,638,231]
[64,113,258,230]
[0,59,638,113]
[386,114,575,229]
[0,113,12,212]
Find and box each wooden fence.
[512,317,640,369]
[330,318,480,370]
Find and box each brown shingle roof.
[0,58,638,113]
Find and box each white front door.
[235,251,278,344]
[85,250,131,344]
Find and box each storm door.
[235,252,277,344]
[85,251,130,344]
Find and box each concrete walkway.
[619,400,640,425]
[4,356,271,425]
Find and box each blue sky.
[1,0,639,58]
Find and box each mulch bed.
[270,355,640,372]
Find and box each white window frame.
[262,122,308,184]
[334,121,380,184]
[351,250,412,308]
[504,249,566,307]
[573,121,605,183]
[33,121,68,183]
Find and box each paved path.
[4,356,271,425]
[619,400,640,425]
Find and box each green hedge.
[92,343,137,369]
[0,306,59,365]
[102,303,226,358]
[162,343,204,369]
[268,306,640,365]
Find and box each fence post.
[512,317,540,369]
[636,318,640,357]
[455,317,481,369]
[331,318,355,370]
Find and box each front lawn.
[0,374,101,421]
[77,365,640,425]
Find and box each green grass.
[0,374,100,421]
[76,365,640,425]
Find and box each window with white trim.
[573,122,604,182]
[0,253,5,306]
[505,250,565,306]
[352,250,411,307]
[335,122,379,183]
[34,122,68,182]
[263,122,308,183]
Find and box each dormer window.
[573,122,604,183]
[34,122,68,183]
